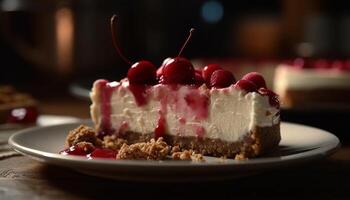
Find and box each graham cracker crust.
[116,124,281,159]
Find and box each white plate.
[8,122,340,181]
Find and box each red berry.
[7,107,38,124]
[161,57,172,67]
[127,60,157,84]
[157,58,172,78]
[202,64,222,85]
[258,88,280,108]
[195,68,202,75]
[234,79,258,92]
[161,57,195,84]
[210,70,235,88]
[194,72,205,86]
[156,66,164,79]
[242,72,267,89]
[60,145,87,156]
[88,148,116,159]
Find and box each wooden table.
[1,97,349,199]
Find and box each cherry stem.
[177,28,195,57]
[110,15,132,65]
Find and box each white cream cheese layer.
[91,82,280,142]
[274,65,350,96]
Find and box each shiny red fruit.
[202,64,222,85]
[60,145,87,156]
[7,107,38,124]
[195,68,202,75]
[242,72,267,89]
[161,57,195,84]
[234,79,258,92]
[194,72,205,86]
[88,148,117,159]
[157,58,172,78]
[210,70,236,88]
[258,88,280,108]
[127,60,157,84]
[156,66,164,78]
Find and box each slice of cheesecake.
[90,68,280,159]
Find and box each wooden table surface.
[1,96,349,199]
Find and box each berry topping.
[161,57,195,84]
[194,69,205,85]
[127,61,157,84]
[60,145,88,156]
[331,60,350,71]
[110,15,157,83]
[258,88,280,108]
[210,70,236,88]
[160,28,196,85]
[195,68,202,75]
[7,107,38,124]
[157,57,173,78]
[293,58,314,69]
[202,64,223,85]
[156,66,164,78]
[88,148,117,159]
[234,79,258,92]
[242,72,267,89]
[314,59,331,69]
[161,57,172,67]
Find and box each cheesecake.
[0,85,38,126]
[62,15,280,160]
[90,67,280,159]
[274,58,350,108]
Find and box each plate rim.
[8,122,340,169]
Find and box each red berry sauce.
[60,145,89,156]
[155,113,166,138]
[95,79,119,135]
[87,148,117,159]
[128,84,151,106]
[184,91,209,120]
[258,88,280,108]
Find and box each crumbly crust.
[116,138,170,160]
[64,124,280,160]
[102,135,127,151]
[110,124,280,159]
[66,125,102,147]
[75,142,96,153]
[172,150,204,162]
[167,123,280,159]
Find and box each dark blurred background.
[0,0,349,140]
[2,0,350,84]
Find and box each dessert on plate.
[61,15,281,160]
[274,58,350,108]
[0,85,38,127]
